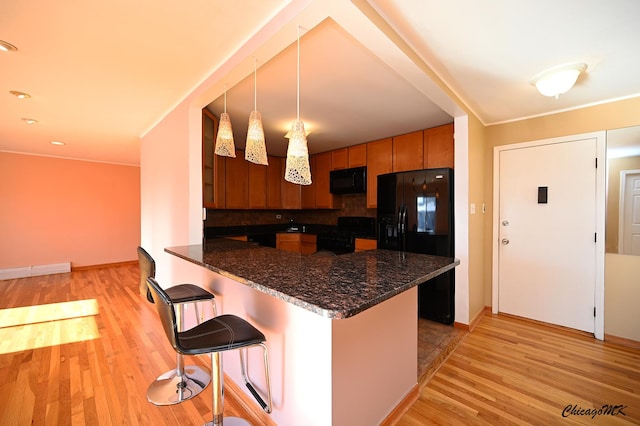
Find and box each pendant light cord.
[296,26,300,121]
[223,84,227,113]
[254,57,258,111]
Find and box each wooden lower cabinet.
[300,234,317,255]
[276,233,317,254]
[355,238,377,252]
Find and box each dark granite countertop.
[165,239,459,319]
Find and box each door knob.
[501,238,510,245]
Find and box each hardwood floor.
[400,314,640,425]
[0,264,252,425]
[1,264,639,425]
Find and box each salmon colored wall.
[0,152,140,269]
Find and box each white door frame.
[492,131,606,340]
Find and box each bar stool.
[147,276,272,426]
[137,246,216,405]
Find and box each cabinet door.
[366,138,393,208]
[281,160,301,209]
[225,149,249,209]
[301,155,316,209]
[355,238,377,252]
[348,144,367,167]
[331,148,348,170]
[266,156,282,209]
[248,162,267,209]
[301,234,317,254]
[276,233,302,253]
[315,151,339,209]
[202,109,225,208]
[393,130,423,172]
[424,123,454,169]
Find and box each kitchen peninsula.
[166,239,459,425]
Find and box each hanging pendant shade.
[215,86,236,158]
[284,26,311,185]
[245,58,268,165]
[285,120,311,184]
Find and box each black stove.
[315,216,376,255]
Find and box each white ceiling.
[1,0,639,165]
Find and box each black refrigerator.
[377,168,454,324]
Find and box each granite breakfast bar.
[165,239,459,425]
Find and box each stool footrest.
[245,382,268,411]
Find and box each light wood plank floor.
[2,264,639,425]
[399,314,640,425]
[0,264,251,425]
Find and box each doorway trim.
[491,131,606,340]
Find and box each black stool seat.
[178,314,266,355]
[166,284,216,304]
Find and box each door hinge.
[594,232,597,243]
[595,157,598,168]
[594,307,596,317]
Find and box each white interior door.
[619,170,640,255]
[496,138,597,333]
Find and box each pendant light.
[215,84,236,158]
[284,26,312,185]
[245,58,268,165]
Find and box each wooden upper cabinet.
[248,162,267,209]
[281,160,301,209]
[393,130,424,172]
[348,144,367,167]
[331,148,348,170]
[202,108,225,208]
[315,151,339,209]
[301,155,316,209]
[366,138,393,208]
[424,123,454,169]
[225,149,249,209]
[266,155,282,209]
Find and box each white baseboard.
[0,262,71,280]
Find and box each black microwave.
[330,166,367,194]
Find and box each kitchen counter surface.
[166,239,459,319]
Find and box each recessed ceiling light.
[51,141,65,146]
[0,40,18,52]
[9,90,31,99]
[21,117,38,124]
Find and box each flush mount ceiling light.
[284,26,312,186]
[245,57,268,165]
[21,117,38,124]
[10,90,31,99]
[530,62,587,99]
[0,40,17,52]
[214,84,236,158]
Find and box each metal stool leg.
[205,352,250,426]
[147,302,211,405]
[239,344,272,413]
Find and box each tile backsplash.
[205,193,376,227]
